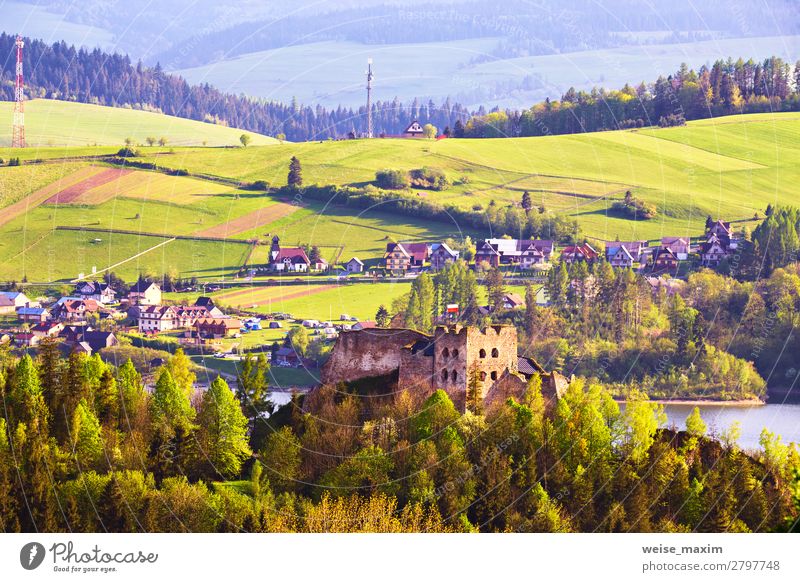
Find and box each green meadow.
[1,109,798,282]
[0,99,277,147]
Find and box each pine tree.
[521,191,532,212]
[375,304,389,327]
[288,156,303,187]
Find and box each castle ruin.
[321,325,568,410]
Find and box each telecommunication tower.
[365,58,374,138]
[12,35,26,148]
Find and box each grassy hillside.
[128,111,800,240]
[0,111,797,282]
[0,99,277,147]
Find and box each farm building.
[661,237,691,260]
[0,291,34,314]
[345,257,364,273]
[402,121,425,138]
[17,307,50,323]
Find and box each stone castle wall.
[321,328,430,384]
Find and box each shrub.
[117,146,140,158]
[375,169,409,190]
[611,191,657,220]
[409,167,450,191]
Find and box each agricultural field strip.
[214,284,338,306]
[44,167,134,205]
[194,202,300,237]
[73,237,177,282]
[0,165,102,227]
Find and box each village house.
[14,332,39,347]
[661,237,691,260]
[80,330,119,354]
[402,120,425,138]
[138,305,180,333]
[560,243,599,264]
[17,306,51,323]
[30,322,64,339]
[274,346,301,367]
[476,238,554,267]
[384,242,429,272]
[268,236,310,272]
[345,257,365,273]
[430,243,459,270]
[651,247,680,273]
[707,219,733,244]
[607,245,635,268]
[699,234,731,267]
[53,298,100,322]
[474,240,501,267]
[605,241,646,263]
[128,281,162,306]
[74,280,117,304]
[312,257,329,272]
[520,243,547,269]
[0,291,34,314]
[194,296,226,318]
[192,317,243,340]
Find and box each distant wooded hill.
[1,33,798,143]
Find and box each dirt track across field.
[44,167,133,205]
[0,166,103,228]
[218,284,337,307]
[194,203,298,237]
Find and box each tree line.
[1,343,797,532]
[0,33,471,142]
[460,57,800,138]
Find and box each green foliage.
[150,368,195,438]
[260,426,302,493]
[375,168,409,189]
[409,166,450,191]
[288,325,310,357]
[611,190,657,220]
[196,377,252,479]
[685,406,707,437]
[71,399,103,468]
[623,389,666,464]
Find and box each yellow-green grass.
[209,282,411,321]
[0,228,250,282]
[0,99,277,147]
[0,162,90,210]
[129,112,800,240]
[54,169,246,206]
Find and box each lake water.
[267,392,800,451]
[661,403,800,450]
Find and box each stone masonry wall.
[321,328,430,384]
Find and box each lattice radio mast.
[12,35,26,148]
[366,58,374,138]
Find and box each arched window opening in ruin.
[453,349,459,358]
[490,371,498,381]
[480,371,487,381]
[442,369,449,382]
[452,370,458,382]
[479,349,486,358]
[491,348,499,358]
[442,347,450,358]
